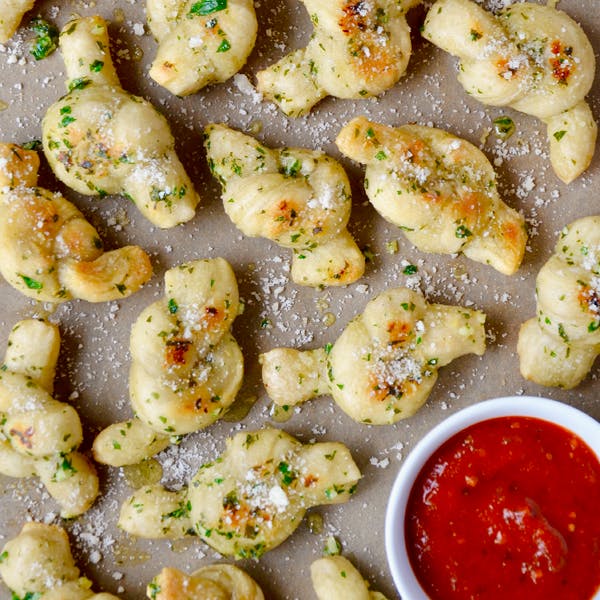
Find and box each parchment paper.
[0,0,598,598]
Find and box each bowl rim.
[384,395,600,600]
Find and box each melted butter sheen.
[223,395,256,422]
[405,416,600,600]
[269,402,294,423]
[122,459,163,489]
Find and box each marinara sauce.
[405,416,600,600]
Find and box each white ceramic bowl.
[385,396,600,600]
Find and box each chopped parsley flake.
[53,456,77,482]
[60,115,76,127]
[558,323,569,342]
[217,39,231,53]
[455,225,472,239]
[189,0,227,15]
[493,116,515,139]
[22,140,42,151]
[19,275,43,290]
[553,130,567,141]
[68,78,91,91]
[30,18,59,60]
[282,159,302,177]
[323,535,342,556]
[147,582,161,600]
[168,298,178,314]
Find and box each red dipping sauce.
[405,416,600,600]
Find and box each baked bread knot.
[518,216,600,388]
[0,319,98,517]
[0,143,152,303]
[0,522,121,599]
[204,123,365,287]
[0,0,35,42]
[256,0,422,116]
[148,564,264,600]
[119,428,361,559]
[42,16,200,228]
[423,0,597,183]
[336,117,526,275]
[311,556,388,600]
[93,258,243,466]
[147,0,257,96]
[261,287,486,424]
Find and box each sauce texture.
[405,416,600,600]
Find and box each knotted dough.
[261,287,486,424]
[336,117,526,275]
[0,0,35,42]
[147,0,257,96]
[0,319,98,517]
[43,16,200,228]
[0,522,120,599]
[518,216,600,388]
[148,564,264,600]
[204,123,365,287]
[93,258,243,466]
[256,0,421,116]
[0,143,152,303]
[311,556,388,600]
[119,428,361,560]
[423,0,597,183]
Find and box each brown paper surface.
[0,0,598,598]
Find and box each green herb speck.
[189,0,227,16]
[553,130,567,142]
